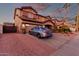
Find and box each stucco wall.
[16,9,21,17]
[14,16,23,33]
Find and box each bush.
[58,25,71,33]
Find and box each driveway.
[0,33,55,56]
[0,32,78,56]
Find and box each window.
[27,13,34,18]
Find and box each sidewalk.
[51,32,79,56]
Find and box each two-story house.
[14,6,55,33]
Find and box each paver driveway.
[0,33,55,56]
[0,32,78,56]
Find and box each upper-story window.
[21,11,34,19]
[27,13,34,18]
[21,11,28,17]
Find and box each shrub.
[58,25,71,33]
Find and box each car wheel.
[37,33,41,38]
[29,31,33,35]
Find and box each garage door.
[3,25,17,33]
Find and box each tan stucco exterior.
[75,15,79,31]
[14,6,55,33]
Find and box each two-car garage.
[3,23,17,33]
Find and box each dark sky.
[0,3,78,24]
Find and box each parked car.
[29,26,52,38]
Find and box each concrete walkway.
[52,32,79,56]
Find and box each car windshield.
[32,26,47,31]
